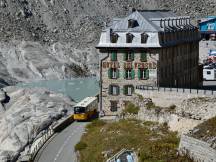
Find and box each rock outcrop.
[0,86,75,161]
[0,41,95,84]
[136,90,216,133]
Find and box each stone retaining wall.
[135,89,216,107]
[179,134,216,162]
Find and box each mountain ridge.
[0,0,215,84]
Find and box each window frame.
[140,52,147,62]
[112,68,117,79]
[207,71,211,75]
[141,33,149,44]
[125,51,134,61]
[109,85,120,96]
[108,68,119,79]
[110,100,118,112]
[126,33,134,43]
[123,85,134,96]
[125,69,132,80]
[138,68,149,80]
[110,33,118,43]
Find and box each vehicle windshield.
[74,107,86,114]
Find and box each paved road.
[35,122,87,162]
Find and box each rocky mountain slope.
[0,0,215,84]
[0,86,74,161]
[0,41,94,84]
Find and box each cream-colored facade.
[96,10,200,115]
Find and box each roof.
[74,96,97,107]
[138,10,176,19]
[199,17,216,25]
[107,10,179,32]
[97,10,198,48]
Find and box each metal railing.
[136,85,216,96]
[30,128,54,161]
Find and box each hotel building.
[96,10,200,115]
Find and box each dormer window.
[126,33,134,43]
[128,19,139,28]
[110,33,118,43]
[141,33,149,44]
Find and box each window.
[138,69,149,80]
[207,23,215,30]
[110,101,118,112]
[108,68,119,79]
[111,52,117,61]
[141,33,149,43]
[110,33,118,43]
[124,69,135,80]
[126,33,134,43]
[124,51,134,61]
[207,71,211,75]
[140,52,147,62]
[123,85,134,96]
[74,107,85,114]
[128,19,139,28]
[109,85,120,95]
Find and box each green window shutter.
[124,86,128,95]
[111,52,117,61]
[116,69,120,78]
[145,69,149,79]
[124,53,127,61]
[131,69,135,79]
[123,86,126,95]
[117,86,120,95]
[108,69,111,79]
[108,85,111,95]
[126,86,128,95]
[138,69,141,80]
[131,52,135,61]
[131,86,134,93]
[123,70,126,79]
[141,53,147,62]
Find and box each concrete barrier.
[53,115,74,132]
[30,128,54,161]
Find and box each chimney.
[132,8,136,12]
[106,28,112,43]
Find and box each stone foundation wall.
[135,89,216,107]
[179,134,216,162]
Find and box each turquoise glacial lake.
[17,78,99,102]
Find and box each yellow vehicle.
[73,97,98,121]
